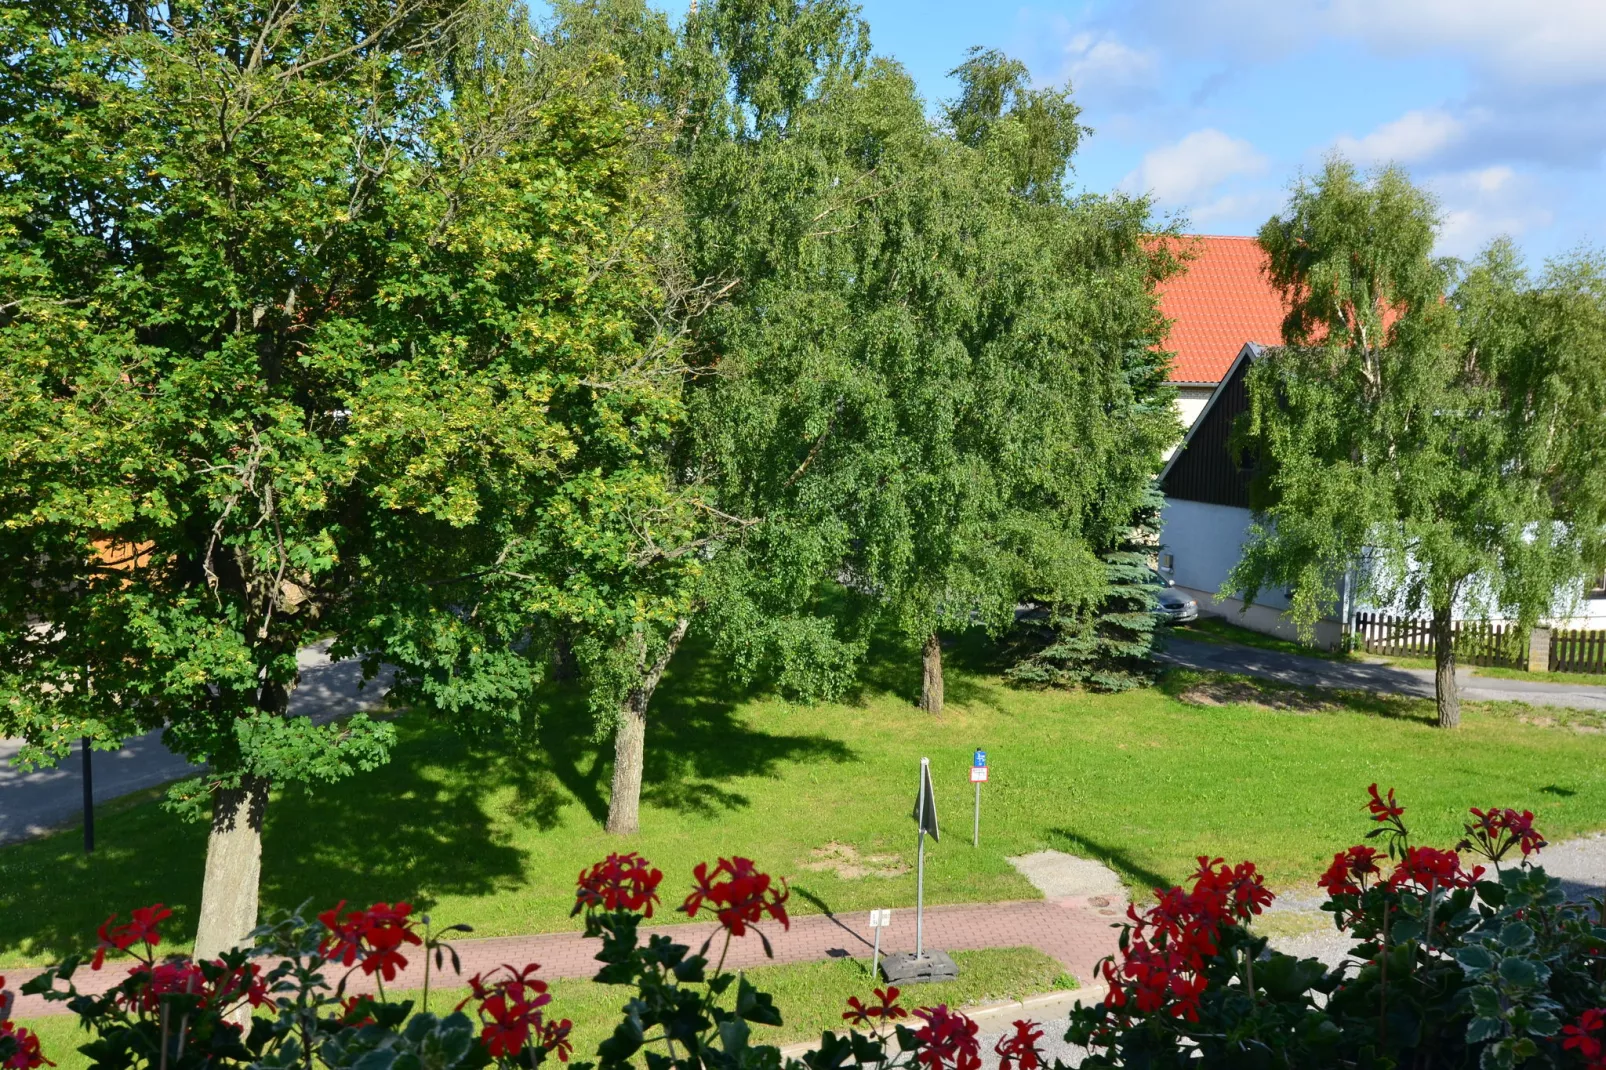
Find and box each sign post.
[970,750,987,847]
[868,909,892,978]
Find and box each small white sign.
[868,909,893,928]
[970,766,988,783]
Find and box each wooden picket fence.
[1552,629,1606,674]
[1350,613,1529,669]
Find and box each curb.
[776,986,1107,1059]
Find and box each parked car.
[1153,571,1198,624]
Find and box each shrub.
[10,852,1047,1070]
[1070,785,1606,1068]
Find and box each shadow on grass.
[0,633,857,964]
[1046,828,1178,894]
[846,625,1003,712]
[535,631,859,824]
[1154,669,1439,727]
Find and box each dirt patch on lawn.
[1178,679,1340,714]
[801,842,910,880]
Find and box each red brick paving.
[7,896,1122,1018]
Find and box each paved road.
[0,641,393,845]
[1157,634,1606,712]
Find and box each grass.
[12,947,1071,1070]
[1173,617,1352,660]
[1470,664,1606,687]
[7,631,1606,969]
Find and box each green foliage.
[450,0,1182,730]
[943,46,1088,203]
[1071,795,1606,1069]
[677,28,1177,660]
[0,0,682,799]
[1229,159,1606,721]
[1008,481,1164,692]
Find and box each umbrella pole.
[916,827,925,958]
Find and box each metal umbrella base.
[879,950,959,984]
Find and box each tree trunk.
[1432,602,1460,729]
[919,632,944,715]
[605,617,690,835]
[193,773,270,958]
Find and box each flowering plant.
[0,977,52,1070]
[1070,786,1606,1069]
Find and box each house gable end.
[1161,343,1257,508]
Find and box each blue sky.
[855,0,1606,264]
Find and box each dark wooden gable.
[1161,349,1254,508]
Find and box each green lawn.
[1172,617,1352,659]
[1469,664,1606,687]
[11,946,1070,1070]
[6,634,1606,969]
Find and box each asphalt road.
[1158,633,1606,712]
[0,641,393,845]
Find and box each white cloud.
[1189,188,1286,228]
[1334,109,1464,166]
[1061,31,1158,98]
[1330,0,1606,87]
[1465,165,1515,195]
[1122,128,1268,205]
[1428,166,1554,259]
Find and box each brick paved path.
[8,895,1123,1017]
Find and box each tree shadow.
[259,724,539,915]
[0,719,544,964]
[509,631,858,824]
[1046,827,1175,894]
[1155,669,1439,726]
[844,624,1001,712]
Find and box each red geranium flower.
[338,995,377,1027]
[1366,784,1404,823]
[843,987,907,1026]
[1317,845,1383,899]
[1563,1007,1606,1067]
[1099,857,1271,1023]
[994,1019,1045,1070]
[681,857,790,940]
[1387,846,1483,892]
[912,1005,981,1070]
[91,904,172,970]
[458,963,555,1059]
[573,853,663,918]
[317,901,422,981]
[111,957,266,1016]
[539,1018,574,1063]
[0,1019,53,1070]
[116,961,204,1014]
[1462,807,1547,863]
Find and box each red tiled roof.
[1155,235,1289,384]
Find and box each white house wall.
[1159,497,1346,650]
[1353,559,1606,629]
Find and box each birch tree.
[1230,159,1606,727]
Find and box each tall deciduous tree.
[0,0,676,950]
[1229,159,1606,727]
[404,0,1179,836]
